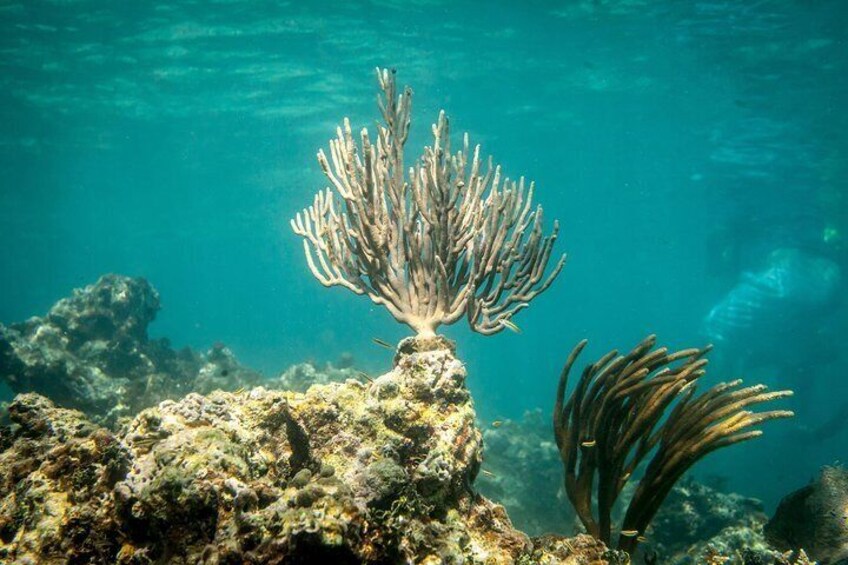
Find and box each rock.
[192,342,264,396]
[274,360,361,392]
[765,466,848,564]
[0,335,621,563]
[0,393,128,564]
[645,477,776,563]
[477,408,577,536]
[526,534,630,565]
[658,517,778,565]
[0,275,263,424]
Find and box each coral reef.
[0,336,622,564]
[765,465,848,564]
[0,275,263,424]
[646,478,777,564]
[477,409,578,537]
[291,68,565,337]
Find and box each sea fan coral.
[291,68,565,337]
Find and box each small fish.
[133,438,159,448]
[491,420,504,428]
[481,469,497,478]
[358,371,374,383]
[581,440,597,448]
[620,530,639,537]
[637,536,648,543]
[372,337,394,349]
[500,319,522,334]
[233,387,246,395]
[621,472,631,482]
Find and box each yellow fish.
[500,319,522,334]
[372,337,394,349]
[491,420,504,428]
[581,440,597,448]
[620,530,639,537]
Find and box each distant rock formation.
[0,274,264,424]
[477,409,577,537]
[653,479,778,564]
[273,360,361,393]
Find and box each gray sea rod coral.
[291,68,565,337]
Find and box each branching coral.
[291,68,565,337]
[553,335,794,554]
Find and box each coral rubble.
[0,275,263,424]
[765,466,848,564]
[0,335,620,564]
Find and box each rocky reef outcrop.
[765,466,848,564]
[0,275,264,424]
[0,393,128,563]
[650,479,777,564]
[477,409,577,537]
[0,335,623,564]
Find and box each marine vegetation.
[291,68,565,337]
[553,335,794,554]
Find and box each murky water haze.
[1,0,846,508]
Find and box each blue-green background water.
[1,0,845,510]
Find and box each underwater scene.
[0,0,846,563]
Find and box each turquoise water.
[1,0,845,510]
